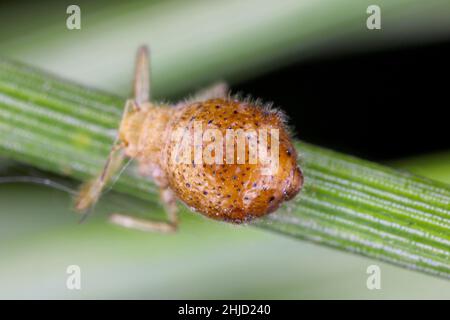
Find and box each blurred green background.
[0,0,449,299]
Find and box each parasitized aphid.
[75,46,303,233]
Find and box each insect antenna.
[0,176,77,195]
[0,175,93,222]
[78,206,95,224]
[100,157,134,197]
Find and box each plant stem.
[0,59,449,279]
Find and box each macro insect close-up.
[0,0,449,302]
[75,46,303,232]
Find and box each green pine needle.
[0,59,449,279]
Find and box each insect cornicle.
[75,46,303,232]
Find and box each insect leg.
[134,45,150,105]
[109,187,179,233]
[75,143,125,212]
[75,99,136,212]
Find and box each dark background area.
[237,41,450,161]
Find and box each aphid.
[75,46,303,232]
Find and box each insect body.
[75,46,303,232]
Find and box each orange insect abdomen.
[162,98,303,223]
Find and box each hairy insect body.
[119,98,302,223]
